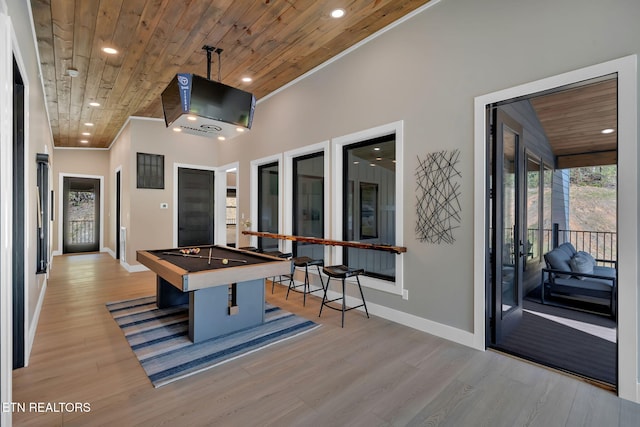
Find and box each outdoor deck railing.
[69,220,94,244]
[556,228,617,263]
[503,226,617,264]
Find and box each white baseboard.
[284,276,476,349]
[102,247,115,258]
[24,278,47,367]
[123,261,148,273]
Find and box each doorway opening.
[486,75,618,389]
[63,177,101,254]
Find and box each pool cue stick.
[208,247,212,265]
[162,252,248,263]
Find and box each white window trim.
[331,121,404,296]
[473,55,638,402]
[283,141,330,259]
[214,161,238,247]
[0,10,13,423]
[250,154,283,250]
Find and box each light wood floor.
[12,253,640,426]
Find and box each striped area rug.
[106,296,320,388]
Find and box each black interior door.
[177,168,215,247]
[116,170,121,260]
[63,177,100,253]
[13,57,25,368]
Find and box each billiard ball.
[222,258,229,265]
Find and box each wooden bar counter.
[242,231,407,254]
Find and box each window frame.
[331,121,404,296]
[283,141,330,259]
[250,154,282,250]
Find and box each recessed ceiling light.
[241,77,252,83]
[236,127,245,132]
[218,136,226,141]
[102,47,118,55]
[89,102,100,107]
[376,157,382,161]
[353,161,359,165]
[601,128,615,134]
[331,8,345,18]
[373,147,381,151]
[84,122,94,126]
[370,163,375,167]
[187,116,197,121]
[82,132,91,136]
[80,140,88,144]
[66,68,79,78]
[173,127,182,132]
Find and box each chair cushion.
[576,250,596,267]
[557,242,577,258]
[593,265,616,279]
[544,248,572,278]
[553,276,614,292]
[570,252,594,279]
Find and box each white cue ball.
[222,259,229,265]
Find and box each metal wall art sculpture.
[415,149,462,244]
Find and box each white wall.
[2,0,57,423]
[213,0,640,401]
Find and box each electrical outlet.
[402,289,409,300]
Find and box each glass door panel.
[526,157,541,263]
[501,128,518,313]
[258,162,279,251]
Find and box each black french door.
[63,177,100,253]
[489,108,525,344]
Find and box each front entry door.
[63,177,100,253]
[177,168,215,247]
[489,109,525,344]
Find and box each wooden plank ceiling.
[31,0,433,149]
[530,77,617,169]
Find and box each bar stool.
[263,250,293,293]
[287,256,325,306]
[319,265,369,327]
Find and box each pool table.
[137,245,291,343]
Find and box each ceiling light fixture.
[82,132,91,136]
[80,140,88,143]
[173,127,182,132]
[218,136,226,141]
[331,8,345,18]
[102,47,118,55]
[601,128,615,134]
[187,116,197,121]
[241,77,252,83]
[84,122,94,126]
[236,127,245,132]
[89,102,100,107]
[66,68,79,77]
